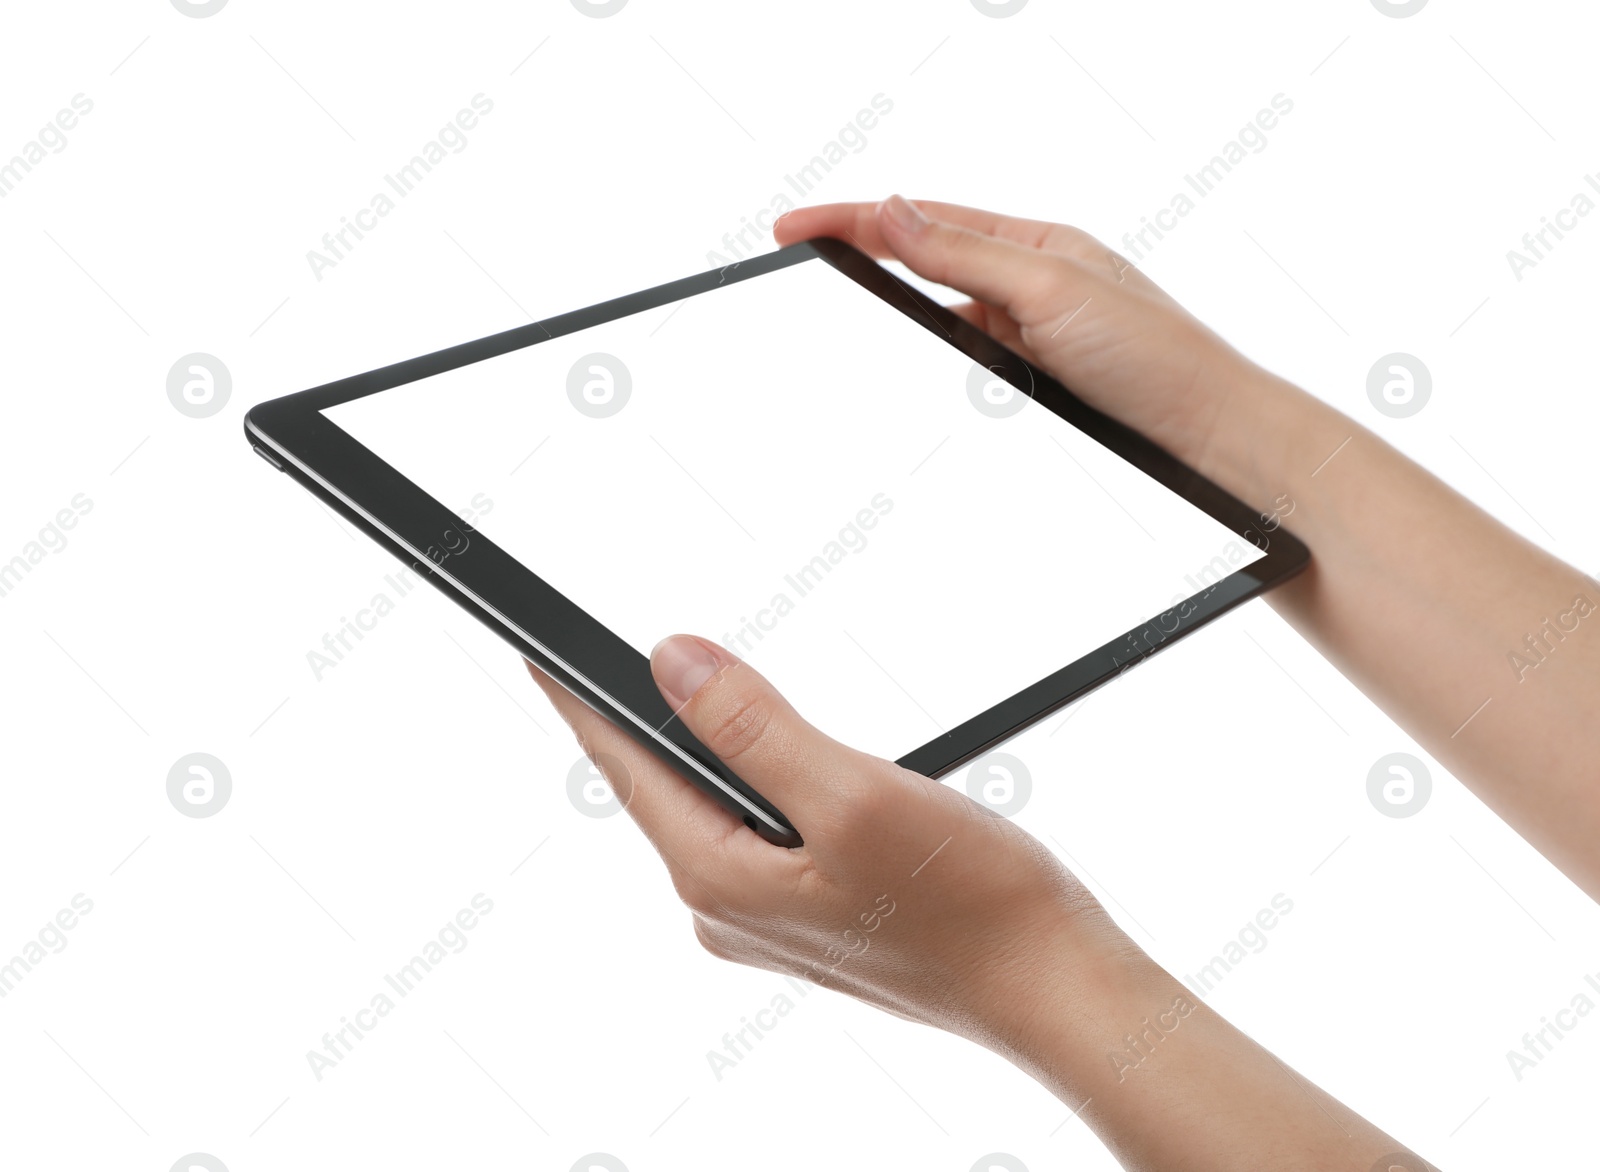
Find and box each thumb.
[651,634,874,833]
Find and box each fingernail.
[652,635,727,709]
[880,193,927,234]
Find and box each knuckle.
[830,763,904,829]
[1013,256,1092,325]
[842,777,893,824]
[1034,253,1082,295]
[921,221,981,280]
[939,219,977,249]
[698,687,777,764]
[1047,223,1102,257]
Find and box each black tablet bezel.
[244,237,1309,848]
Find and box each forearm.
[1199,372,1600,896]
[992,931,1409,1171]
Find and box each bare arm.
[1219,376,1600,895]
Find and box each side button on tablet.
[251,444,286,472]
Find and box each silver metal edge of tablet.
[245,418,792,840]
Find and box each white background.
[1,2,1596,1170]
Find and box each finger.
[873,194,1092,337]
[651,634,884,831]
[913,201,1167,295]
[773,201,893,254]
[525,660,746,871]
[775,207,1047,360]
[776,199,1075,257]
[773,204,1064,361]
[777,198,1169,303]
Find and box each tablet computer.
[244,237,1308,848]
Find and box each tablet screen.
[323,256,1263,762]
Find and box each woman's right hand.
[780,199,1600,905]
[773,195,1285,489]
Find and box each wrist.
[965,906,1172,1096]
[1194,365,1350,519]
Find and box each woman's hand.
[527,635,1421,1170]
[773,195,1278,482]
[526,634,1135,1057]
[776,197,1600,902]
